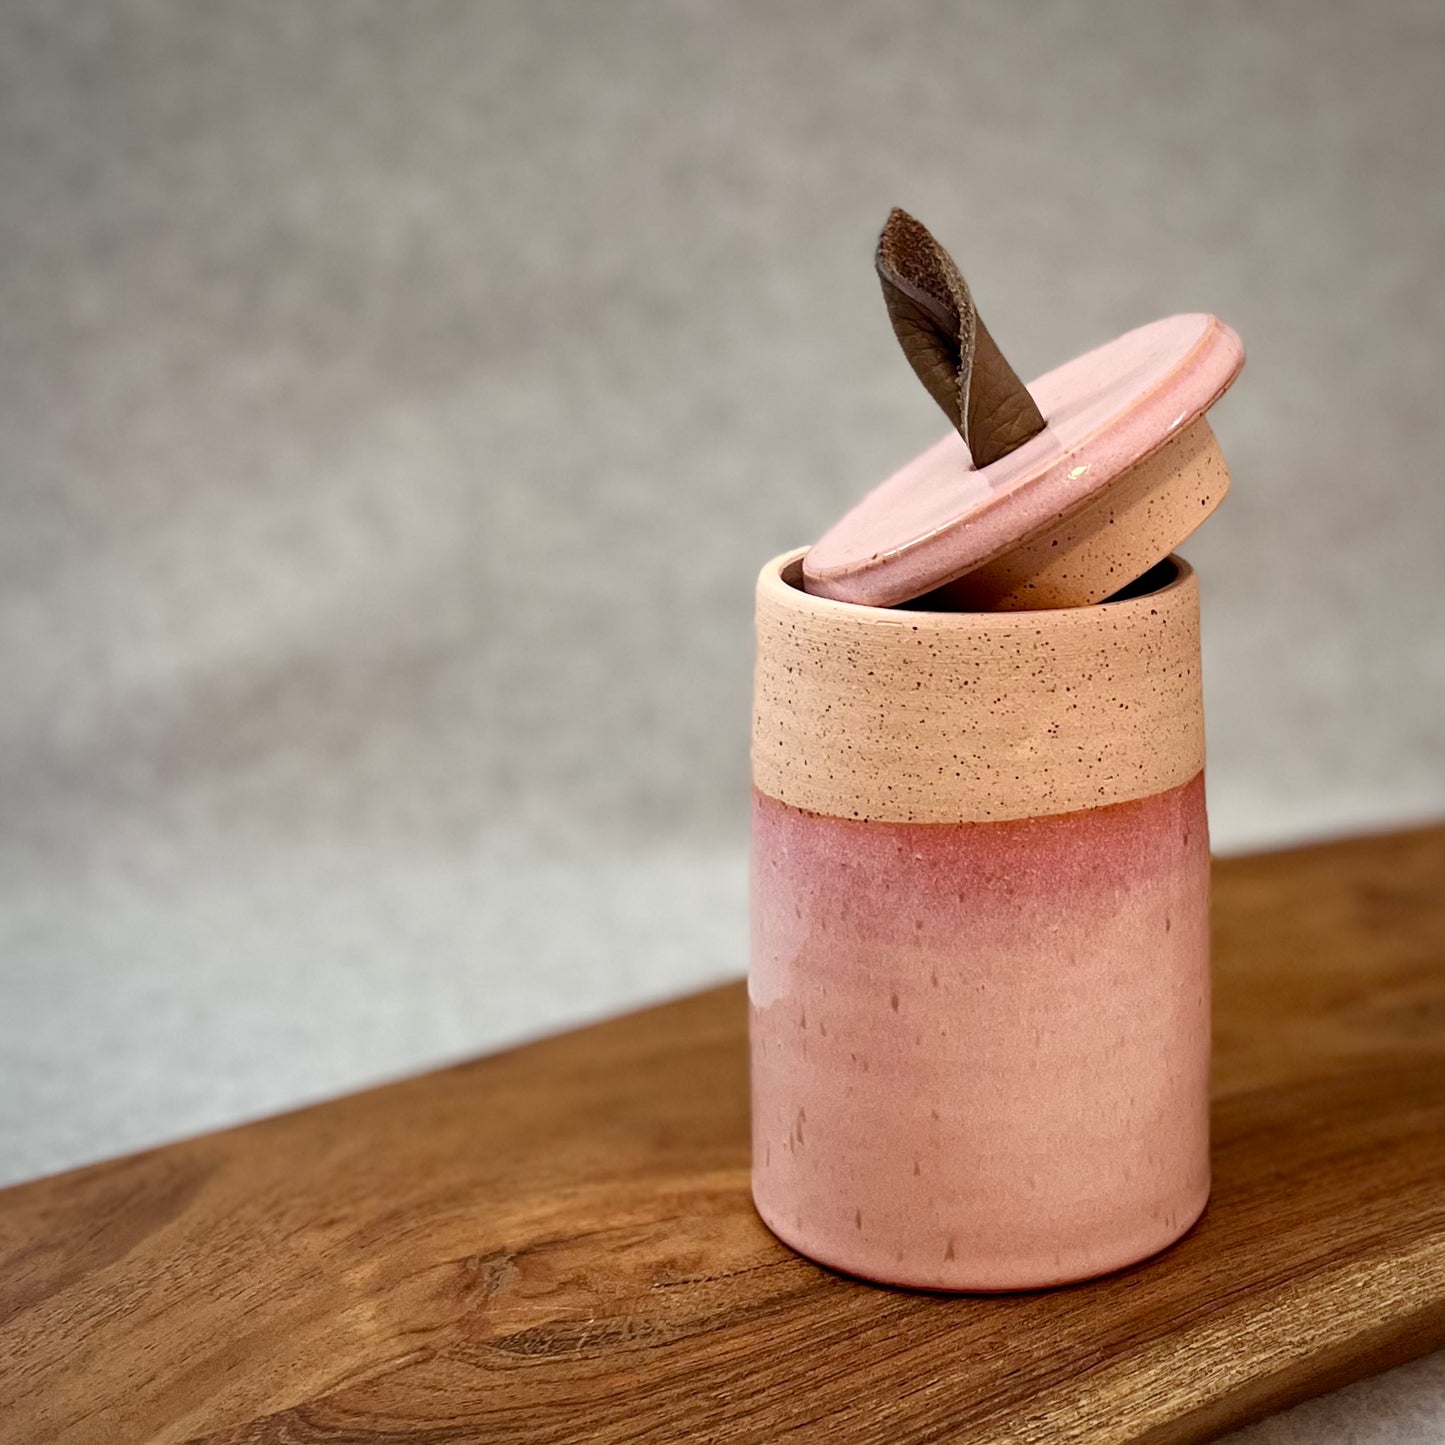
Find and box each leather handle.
[876,208,1045,469]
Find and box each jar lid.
[803,311,1244,608]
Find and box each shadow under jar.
[749,549,1211,1291]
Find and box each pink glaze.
[749,773,1211,1291]
[803,313,1243,607]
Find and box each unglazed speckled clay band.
[753,549,1203,824]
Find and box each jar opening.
[1100,556,1180,603]
[780,553,1182,614]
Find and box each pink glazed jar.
[749,549,1211,1291]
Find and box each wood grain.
[1,826,1442,1445]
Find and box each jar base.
[751,1179,1211,1294]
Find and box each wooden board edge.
[1133,1302,1445,1445]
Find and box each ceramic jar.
[749,548,1211,1291]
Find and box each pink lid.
[803,313,1244,607]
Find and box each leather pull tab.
[876,208,1046,468]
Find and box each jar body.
[749,551,1210,1290]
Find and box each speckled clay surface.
[754,550,1203,824]
[750,548,1212,1289]
[803,313,1243,608]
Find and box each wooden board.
[1,826,1442,1445]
